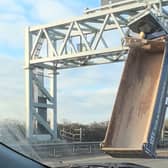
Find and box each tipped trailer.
[101,38,168,158]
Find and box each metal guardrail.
[158,130,168,147]
[60,128,82,142]
[32,142,101,158]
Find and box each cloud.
[57,86,116,124]
[58,63,123,90]
[0,0,77,53]
[0,0,125,124]
[0,21,27,50]
[0,0,25,14]
[28,0,76,23]
[0,0,82,123]
[0,55,24,121]
[0,0,29,48]
[0,52,124,124]
[57,63,124,123]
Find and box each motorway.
[43,150,168,168]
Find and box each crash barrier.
[32,141,101,158]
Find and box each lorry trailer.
[101,38,168,158]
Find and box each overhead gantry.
[25,0,168,141]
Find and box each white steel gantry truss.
[25,0,168,141]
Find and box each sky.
[0,0,124,124]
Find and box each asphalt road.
[43,151,168,168]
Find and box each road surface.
[43,150,168,168]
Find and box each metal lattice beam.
[25,0,168,70]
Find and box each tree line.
[0,119,108,142]
[1,118,168,142]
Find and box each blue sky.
[0,0,124,124]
